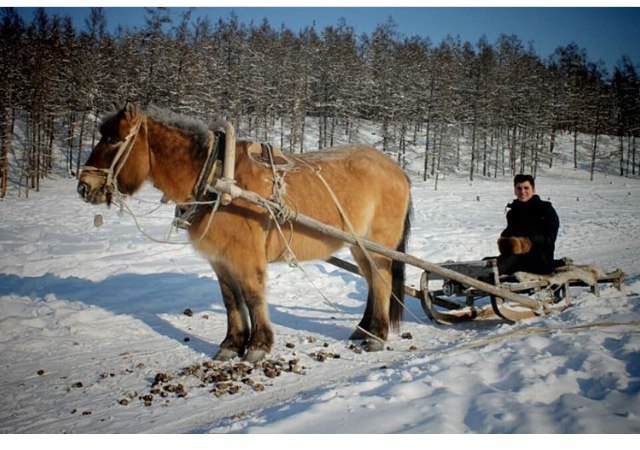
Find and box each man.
[496,174,560,275]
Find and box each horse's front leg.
[239,264,273,363]
[211,262,250,361]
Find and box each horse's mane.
[100,104,222,159]
[145,104,211,158]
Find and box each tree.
[585,62,612,180]
[0,8,25,197]
[214,12,248,123]
[360,18,401,154]
[550,43,591,169]
[612,56,640,176]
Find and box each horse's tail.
[390,195,412,332]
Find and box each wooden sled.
[209,178,625,326]
[416,259,625,324]
[328,256,624,325]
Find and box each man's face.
[514,181,535,202]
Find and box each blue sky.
[13,5,640,75]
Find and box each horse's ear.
[123,101,138,121]
[111,102,119,111]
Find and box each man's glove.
[498,236,532,255]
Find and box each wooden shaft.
[220,122,236,205]
[210,179,543,310]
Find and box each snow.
[1,128,640,441]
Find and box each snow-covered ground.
[1,126,639,438]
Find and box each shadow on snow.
[0,269,376,355]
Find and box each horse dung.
[94,213,104,228]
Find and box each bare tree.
[0,8,25,197]
[612,57,640,176]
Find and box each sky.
[9,2,640,75]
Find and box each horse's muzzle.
[77,181,90,200]
[77,180,112,205]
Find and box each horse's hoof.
[244,349,267,363]
[349,326,368,340]
[214,348,240,361]
[364,338,385,352]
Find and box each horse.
[78,101,412,363]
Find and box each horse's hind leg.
[350,290,374,340]
[349,247,393,351]
[211,262,250,360]
[349,247,374,340]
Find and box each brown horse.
[78,102,412,362]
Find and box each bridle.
[80,113,145,197]
[80,109,238,233]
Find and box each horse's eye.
[105,136,121,145]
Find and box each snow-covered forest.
[1,7,639,199]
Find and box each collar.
[192,130,223,202]
[172,130,224,230]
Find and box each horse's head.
[77,101,149,206]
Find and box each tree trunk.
[300,117,306,154]
[510,126,517,175]
[493,130,500,178]
[45,113,54,176]
[482,132,488,177]
[469,121,476,182]
[0,81,13,198]
[423,116,432,181]
[548,128,556,169]
[0,104,9,198]
[431,123,440,177]
[573,128,578,170]
[329,117,335,147]
[280,117,284,150]
[455,126,461,170]
[67,112,75,175]
[519,129,526,174]
[619,134,624,177]
[631,135,636,176]
[77,111,87,177]
[633,135,637,175]
[590,131,599,181]
[398,121,407,169]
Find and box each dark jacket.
[499,195,560,274]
